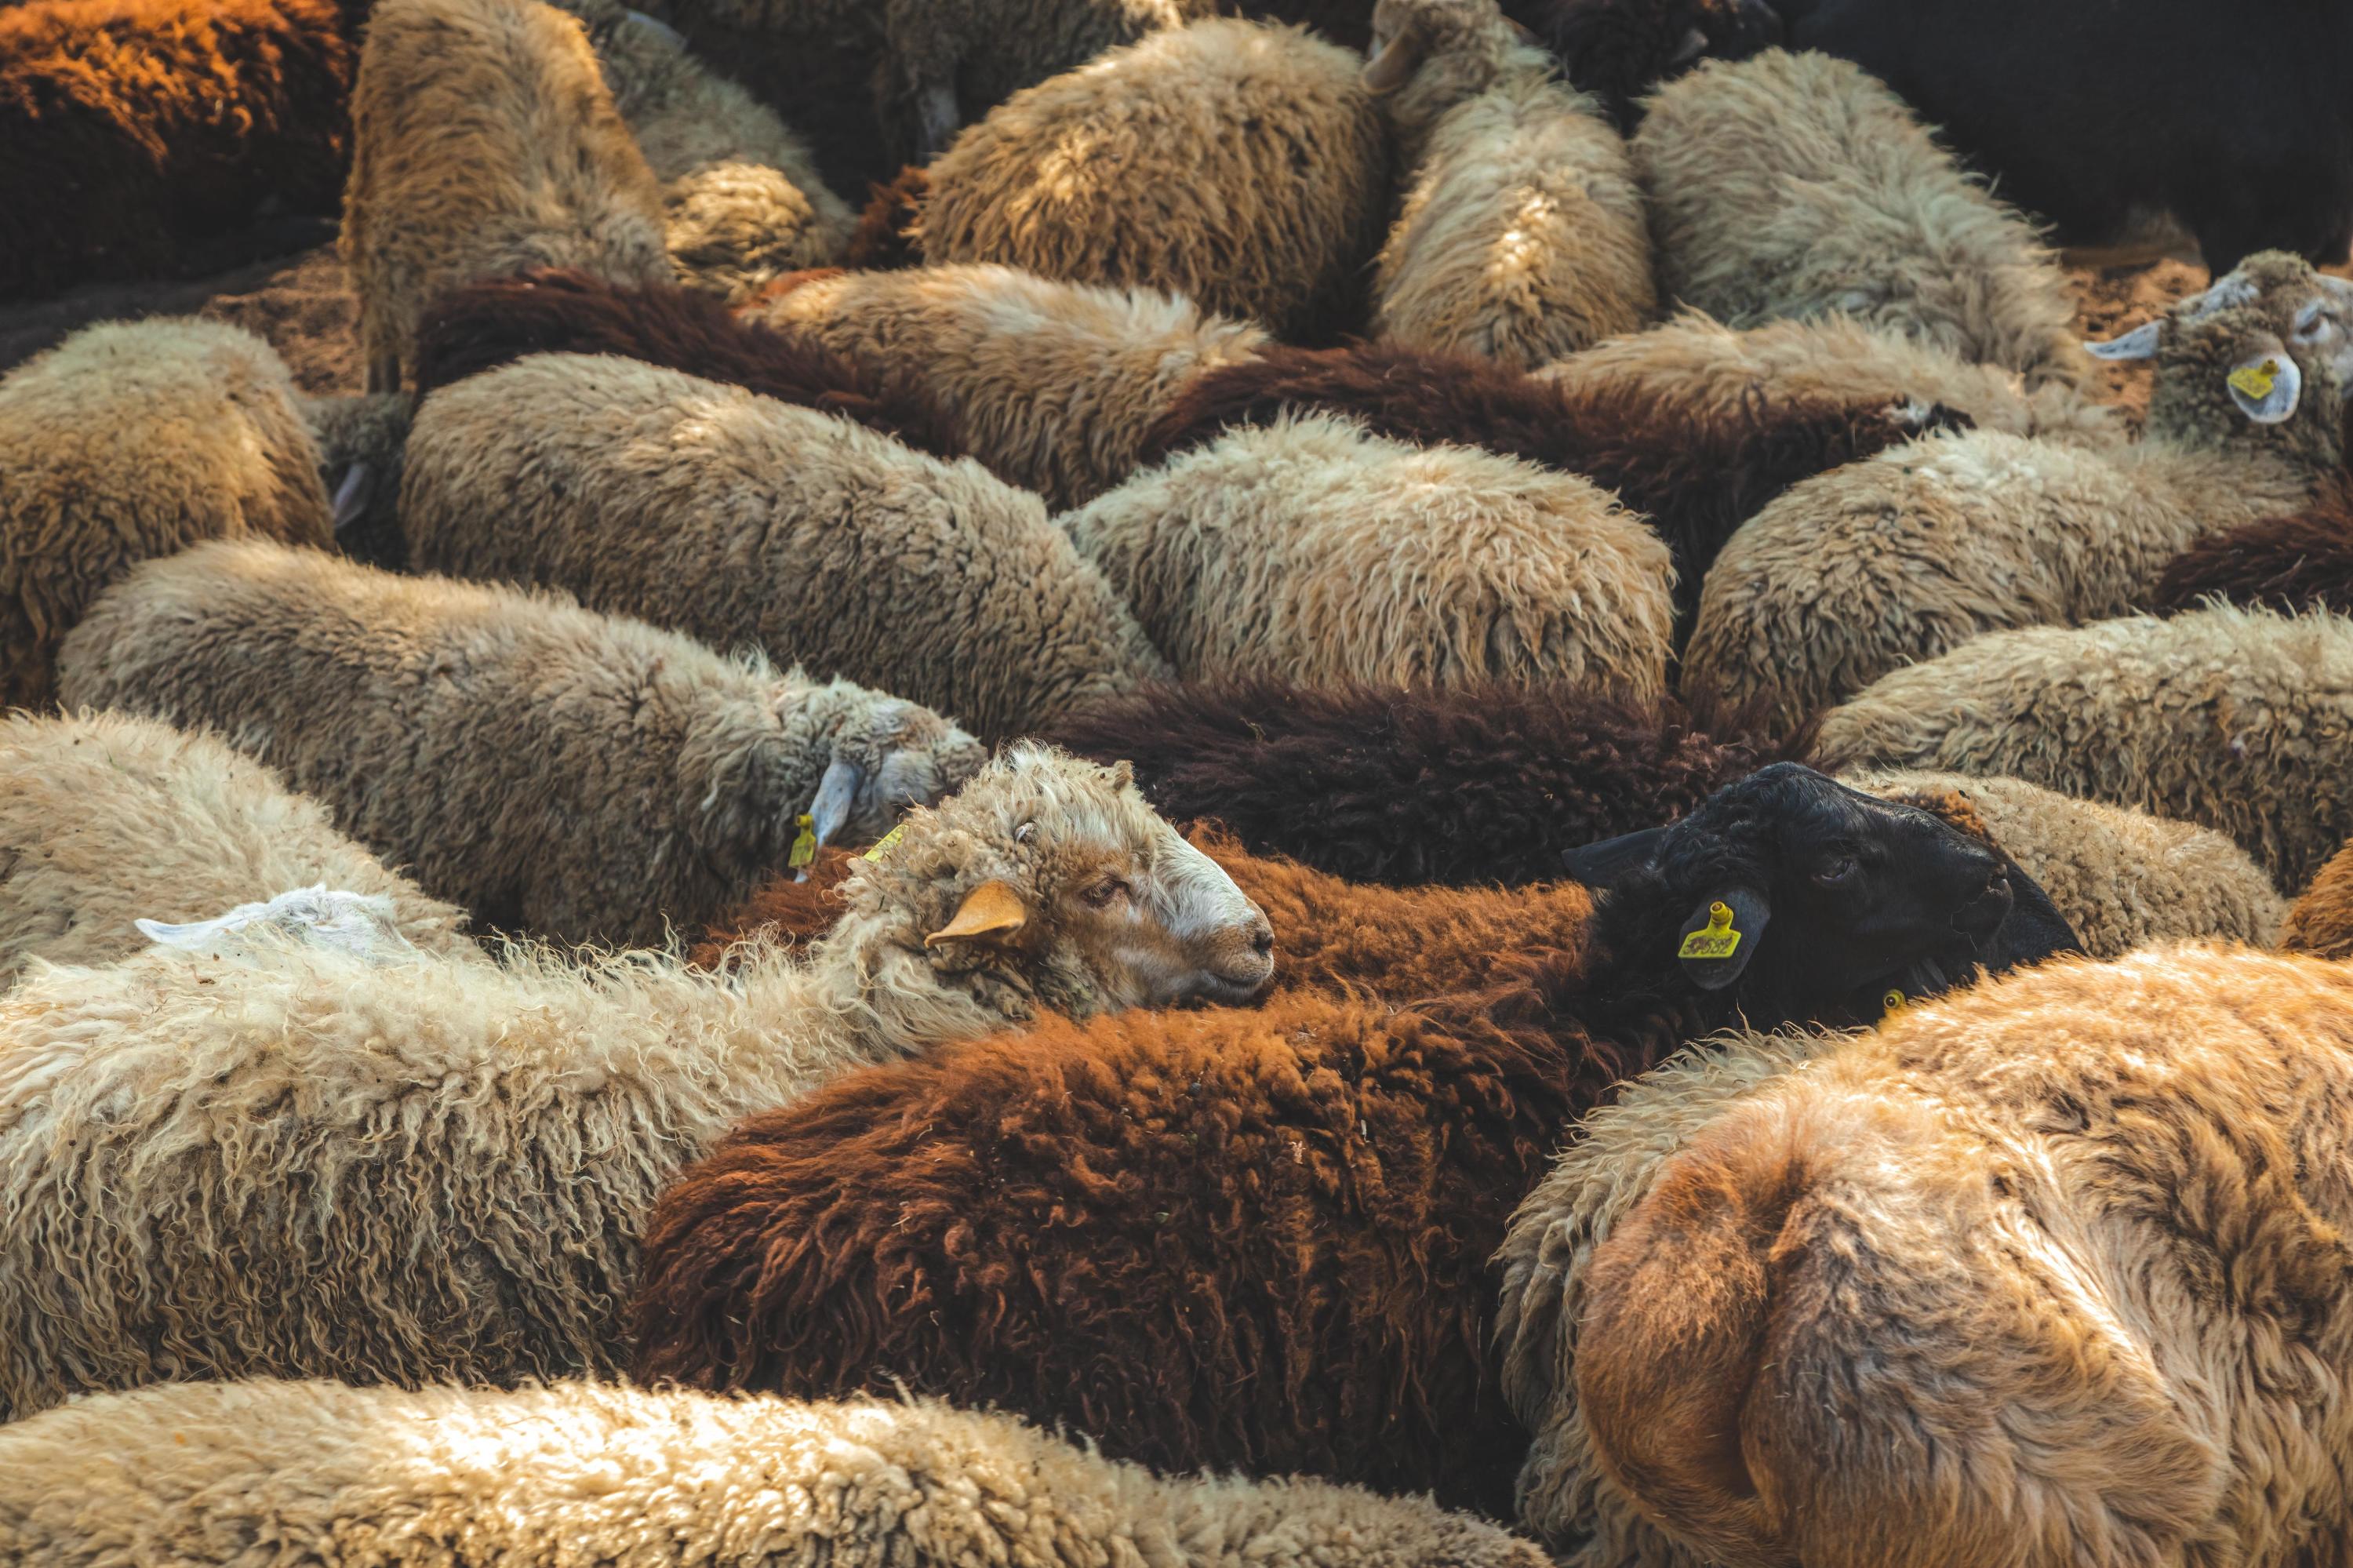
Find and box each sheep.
[400,352,1169,740]
[409,268,963,461]
[911,18,1390,340]
[555,0,856,302]
[0,711,477,985]
[1842,769,2286,959]
[1042,678,1791,885]
[629,763,2078,1521]
[2155,478,2353,619]
[0,0,353,300]
[341,0,675,391]
[56,539,986,949]
[0,318,332,711]
[1362,0,1653,369]
[1133,339,1958,614]
[1631,48,2089,387]
[1063,413,1675,698]
[300,389,413,568]
[2282,836,2353,959]
[1813,603,2353,892]
[1513,944,2353,1568]
[1502,0,1781,127]
[744,264,1269,508]
[1685,279,2348,727]
[0,1381,1549,1568]
[0,743,1278,1417]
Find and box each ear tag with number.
[864,822,907,862]
[1677,900,1742,961]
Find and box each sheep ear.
[1676,886,1769,991]
[2084,321,2162,361]
[2227,349,2302,424]
[1362,23,1429,93]
[329,463,371,536]
[925,879,1028,948]
[808,759,864,847]
[135,916,221,950]
[1561,826,1666,889]
[1670,24,1709,63]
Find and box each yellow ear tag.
[2228,358,2281,400]
[863,822,907,862]
[787,813,816,870]
[1882,988,1908,1018]
[1677,900,1742,961]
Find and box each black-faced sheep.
[341,0,675,391]
[0,1381,1548,1568]
[399,352,1169,740]
[55,539,984,948]
[1632,47,2089,387]
[1063,413,1675,698]
[0,319,332,710]
[1362,0,1653,368]
[0,744,1276,1417]
[1507,944,2353,1567]
[1686,264,2351,727]
[0,711,478,984]
[629,764,2078,1519]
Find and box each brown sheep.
[2281,836,2353,959]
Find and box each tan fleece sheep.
[341,0,675,391]
[0,319,331,709]
[0,1381,1548,1568]
[1634,48,2089,388]
[1061,411,1675,699]
[0,711,475,984]
[1815,603,2353,892]
[1499,945,2353,1568]
[56,540,984,949]
[1362,0,1652,369]
[744,264,1271,508]
[914,18,1389,339]
[1686,275,2347,728]
[400,352,1167,740]
[0,744,1276,1416]
[1848,769,2286,959]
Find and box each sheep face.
[1364,0,1531,140]
[809,697,988,850]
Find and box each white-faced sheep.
[399,352,1169,740]
[1362,0,1653,369]
[1686,260,2350,727]
[1633,48,2089,387]
[744,264,1271,508]
[1061,412,1675,699]
[0,744,1276,1417]
[0,1381,1547,1568]
[1814,602,2353,893]
[1500,944,2353,1568]
[912,18,1390,340]
[55,539,984,949]
[0,318,332,710]
[0,711,478,984]
[341,0,675,391]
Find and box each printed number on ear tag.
[1882,988,1908,1018]
[864,822,907,862]
[1678,900,1742,960]
[787,813,817,870]
[2229,358,2281,399]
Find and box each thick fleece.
[2282,837,2353,959]
[56,540,984,948]
[2156,478,2353,618]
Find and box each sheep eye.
[1082,878,1127,909]
[1811,856,1858,888]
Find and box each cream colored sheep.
[1060,411,1675,699]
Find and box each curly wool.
[2155,479,2353,618]
[409,268,963,460]
[1064,413,1674,698]
[2282,837,2353,958]
[913,19,1389,339]
[0,1381,1551,1568]
[745,263,1270,508]
[401,353,1169,740]
[0,319,331,710]
[1815,604,2353,892]
[0,711,476,984]
[56,539,984,948]
[1633,49,2089,388]
[340,0,674,389]
[0,0,352,300]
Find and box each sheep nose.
[1250,922,1274,957]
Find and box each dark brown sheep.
[409,268,966,461]
[0,0,354,300]
[1134,340,1960,620]
[629,765,2082,1519]
[2154,480,2353,618]
[1041,678,1802,886]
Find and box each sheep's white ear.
[1362,23,1430,93]
[2227,349,2303,424]
[808,759,864,848]
[925,879,1029,948]
[330,463,371,536]
[2085,321,2162,361]
[1670,24,1709,63]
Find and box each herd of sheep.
[5,0,2353,1564]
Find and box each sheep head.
[1363,0,1550,153]
[795,686,988,853]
